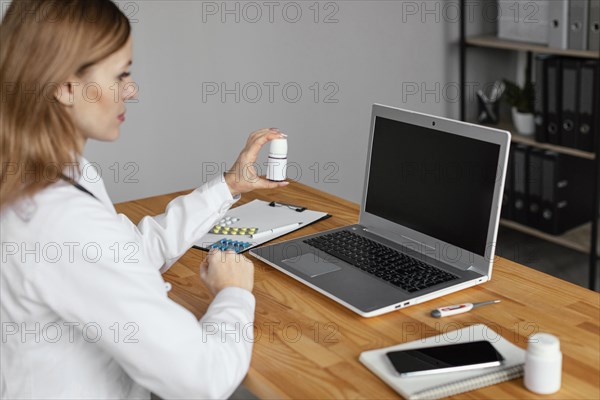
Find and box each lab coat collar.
[10,155,115,221]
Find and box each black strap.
[60,174,98,200]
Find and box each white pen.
[251,222,303,239]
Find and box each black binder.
[540,151,594,235]
[577,59,599,152]
[560,59,580,149]
[545,58,562,145]
[512,144,529,224]
[527,148,544,229]
[540,152,563,234]
[534,55,553,144]
[501,146,514,220]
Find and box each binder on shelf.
[569,0,590,50]
[527,148,544,229]
[540,151,594,235]
[589,0,600,51]
[548,0,570,49]
[540,151,560,234]
[534,55,552,144]
[512,144,529,224]
[497,0,549,44]
[577,59,599,152]
[560,58,580,149]
[545,57,562,145]
[501,146,514,220]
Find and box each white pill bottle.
[524,333,562,395]
[267,138,287,182]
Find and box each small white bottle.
[266,138,287,181]
[524,333,562,395]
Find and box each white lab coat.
[0,158,255,399]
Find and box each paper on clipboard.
[193,199,330,252]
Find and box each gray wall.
[2,0,516,204]
[86,0,464,204]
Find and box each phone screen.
[386,341,504,377]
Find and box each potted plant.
[503,57,535,135]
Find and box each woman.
[0,0,287,398]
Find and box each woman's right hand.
[224,128,289,196]
[199,249,254,295]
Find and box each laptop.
[250,104,511,317]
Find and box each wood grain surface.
[115,181,600,399]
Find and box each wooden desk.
[115,182,600,399]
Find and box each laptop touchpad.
[282,252,342,278]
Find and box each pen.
[251,222,303,239]
[431,300,501,318]
[268,201,307,212]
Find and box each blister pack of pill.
[209,216,258,236]
[209,238,253,253]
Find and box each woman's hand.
[224,128,289,196]
[199,249,254,295]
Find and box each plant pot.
[511,107,535,136]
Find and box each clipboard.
[193,199,331,253]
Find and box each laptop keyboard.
[303,230,458,293]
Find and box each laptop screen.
[365,116,501,256]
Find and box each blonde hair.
[0,0,130,209]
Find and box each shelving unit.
[499,218,599,256]
[484,120,596,160]
[509,133,595,160]
[482,120,598,255]
[465,34,600,59]
[459,0,600,290]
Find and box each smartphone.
[386,341,504,377]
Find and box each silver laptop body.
[250,104,511,317]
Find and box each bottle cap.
[269,138,288,157]
[528,333,560,357]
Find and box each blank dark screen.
[365,117,501,256]
[386,341,504,375]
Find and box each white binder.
[549,0,570,49]
[589,0,600,51]
[569,0,590,50]
[497,0,549,44]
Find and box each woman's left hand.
[224,128,289,196]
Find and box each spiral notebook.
[359,324,525,400]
